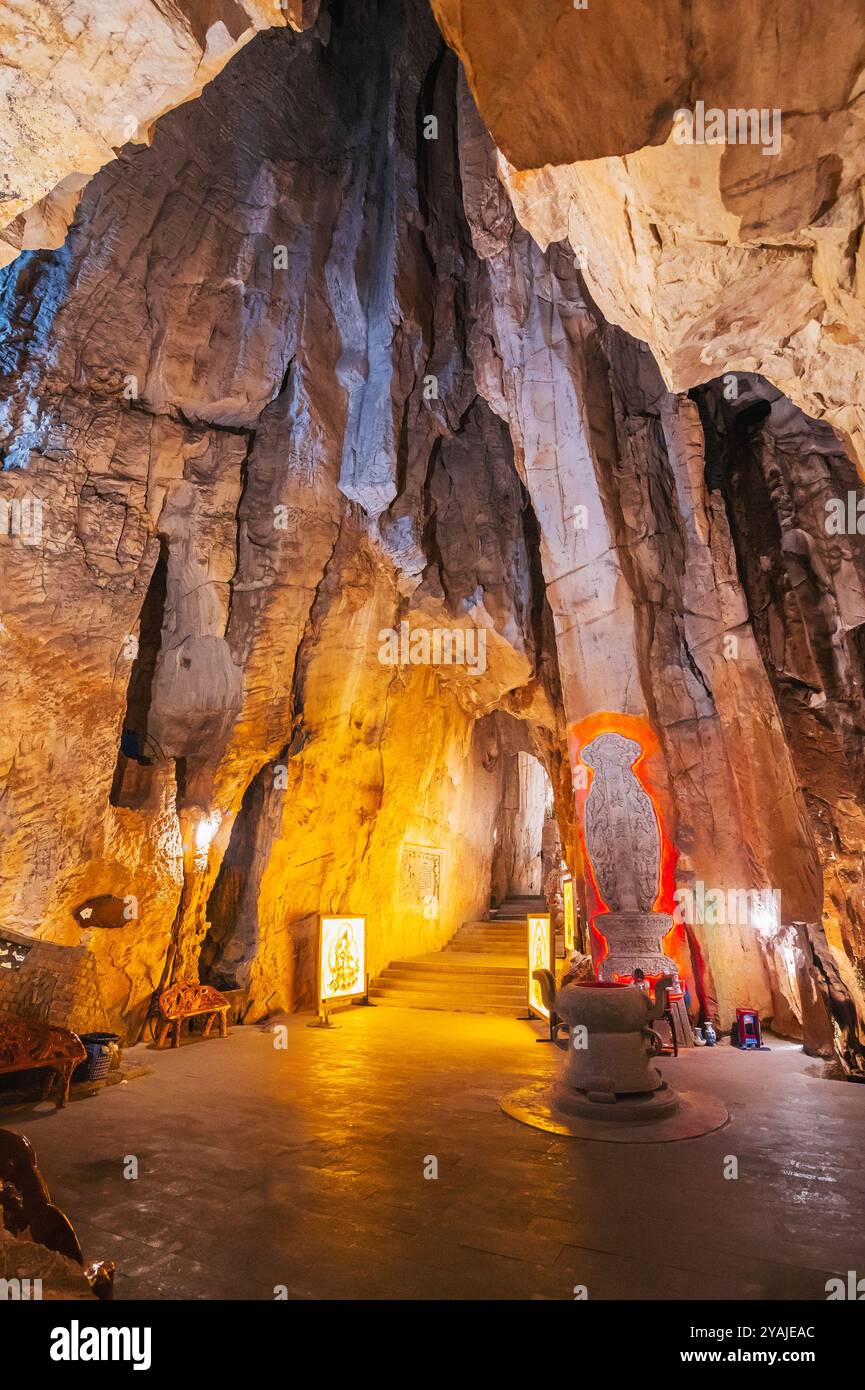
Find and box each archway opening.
[490,749,557,907]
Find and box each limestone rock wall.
[697,378,865,1019]
[0,2,565,1037]
[1,0,864,1058]
[457,81,862,1034]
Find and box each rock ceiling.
[0,1,316,267]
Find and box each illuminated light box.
[319,916,366,1004]
[563,877,575,954]
[527,913,553,1021]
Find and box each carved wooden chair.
[0,1128,115,1299]
[532,969,569,1048]
[155,981,230,1049]
[0,1016,87,1107]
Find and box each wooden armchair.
[0,1128,114,1299]
[531,969,569,1048]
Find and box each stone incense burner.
[552,977,679,1120]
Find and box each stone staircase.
[368,895,546,1016]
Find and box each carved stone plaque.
[400,846,441,907]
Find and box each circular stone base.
[500,1082,729,1143]
[550,1080,680,1122]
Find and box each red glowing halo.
[568,712,679,966]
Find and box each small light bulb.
[194,811,221,855]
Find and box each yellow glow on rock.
[563,877,575,954]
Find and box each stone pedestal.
[597,911,679,983]
[501,975,729,1141]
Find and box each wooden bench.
[155,981,230,1049]
[0,1016,86,1108]
[0,1127,114,1299]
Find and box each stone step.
[447,942,525,953]
[449,952,527,962]
[373,958,525,978]
[453,945,524,954]
[381,961,526,981]
[368,988,525,1016]
[457,922,524,930]
[376,972,526,999]
[458,934,524,943]
[458,928,525,939]
[369,995,525,1017]
[368,926,531,1013]
[458,920,526,931]
[453,934,528,945]
[381,956,525,972]
[445,952,526,961]
[463,918,526,929]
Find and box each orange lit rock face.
[0,1,864,1064]
[0,5,565,1036]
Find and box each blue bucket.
[74,1033,121,1082]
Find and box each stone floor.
[4,1008,865,1300]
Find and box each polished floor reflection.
[5,1010,865,1300]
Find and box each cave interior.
[1,0,865,1312]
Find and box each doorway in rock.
[490,750,557,908]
